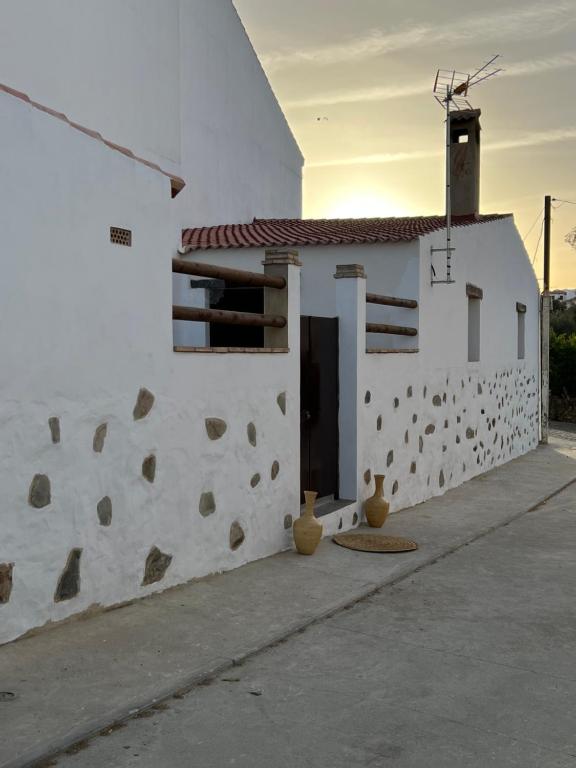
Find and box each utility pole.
[541,195,552,444]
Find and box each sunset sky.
[235,0,576,289]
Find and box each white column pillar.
[263,250,302,350]
[334,264,366,501]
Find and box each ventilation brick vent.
[110,227,132,247]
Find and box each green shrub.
[550,330,576,397]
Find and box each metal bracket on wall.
[430,247,456,286]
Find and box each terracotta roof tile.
[182,214,510,251]
[0,82,185,197]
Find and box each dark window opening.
[209,282,264,348]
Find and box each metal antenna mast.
[431,55,502,285]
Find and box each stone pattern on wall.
[1,384,296,645]
[361,365,539,513]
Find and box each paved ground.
[1,427,575,768]
[53,479,576,768]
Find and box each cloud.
[285,51,576,110]
[306,127,576,168]
[263,2,575,71]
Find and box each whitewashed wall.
[357,218,540,512]
[0,0,303,229]
[185,218,540,518]
[0,92,300,645]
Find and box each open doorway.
[300,316,339,508]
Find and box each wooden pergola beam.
[172,258,286,290]
[366,322,418,337]
[173,305,287,329]
[366,293,418,309]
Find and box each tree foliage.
[551,301,576,336]
[550,329,576,397]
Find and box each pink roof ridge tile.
[0,82,185,197]
[182,213,512,251]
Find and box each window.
[466,284,483,363]
[468,299,480,362]
[517,303,526,359]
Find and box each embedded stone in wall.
[365,391,371,404]
[54,549,82,602]
[423,386,427,398]
[353,512,359,525]
[392,481,399,495]
[377,416,383,431]
[205,418,227,441]
[230,522,245,551]
[247,423,257,447]
[410,462,417,474]
[456,435,461,444]
[93,423,108,453]
[432,395,442,407]
[29,474,51,508]
[478,384,483,395]
[393,398,400,409]
[387,451,394,467]
[0,564,14,604]
[250,473,261,488]
[466,428,475,440]
[425,424,436,435]
[133,388,155,421]
[407,386,413,398]
[364,469,372,485]
[142,546,173,586]
[404,431,409,445]
[284,514,293,530]
[97,496,113,526]
[271,461,280,481]
[419,436,424,453]
[142,455,157,483]
[444,419,449,429]
[439,470,445,488]
[48,417,60,445]
[338,518,343,530]
[199,492,216,518]
[412,414,418,424]
[277,392,287,415]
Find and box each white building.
[0,5,540,645]
[550,289,576,307]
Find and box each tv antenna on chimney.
[431,55,502,285]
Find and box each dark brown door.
[300,317,339,503]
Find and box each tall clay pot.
[364,474,390,528]
[293,491,323,555]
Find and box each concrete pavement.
[54,477,576,767]
[0,428,575,768]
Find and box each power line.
[531,218,545,265]
[522,208,543,243]
[552,198,576,208]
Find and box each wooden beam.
[172,259,286,290]
[173,305,286,329]
[366,293,418,309]
[366,323,418,337]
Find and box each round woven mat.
[332,533,418,553]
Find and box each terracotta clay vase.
[364,474,390,528]
[293,491,323,555]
